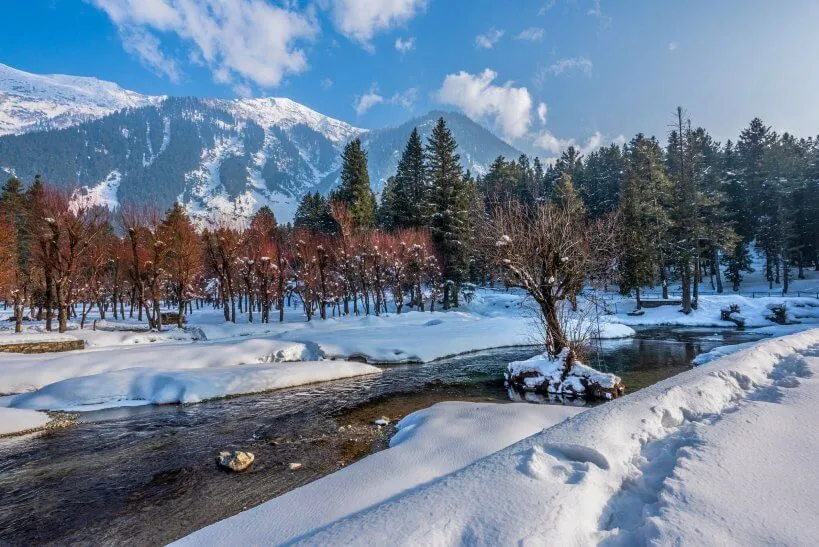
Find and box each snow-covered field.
[0,291,634,420]
[180,328,819,545]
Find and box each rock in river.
[217,450,255,472]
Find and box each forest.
[1,111,817,357]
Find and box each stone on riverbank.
[217,451,255,472]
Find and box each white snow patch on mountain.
[0,63,162,135]
[70,170,121,212]
[218,97,364,143]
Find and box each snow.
[175,401,584,546]
[219,97,363,144]
[8,361,380,411]
[223,329,819,545]
[0,338,317,394]
[0,289,628,410]
[610,293,819,329]
[0,62,162,136]
[0,407,51,436]
[69,170,121,212]
[508,348,622,398]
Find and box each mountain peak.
[0,63,161,136]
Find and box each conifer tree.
[722,140,753,290]
[425,117,470,309]
[295,192,338,233]
[333,138,376,229]
[618,134,672,307]
[390,128,426,228]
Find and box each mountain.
[0,66,522,223]
[0,63,162,136]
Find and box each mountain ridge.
[0,65,522,223]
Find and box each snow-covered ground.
[8,361,380,411]
[187,328,817,545]
[2,286,817,417]
[175,401,584,546]
[0,407,51,436]
[0,290,635,414]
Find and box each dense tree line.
[459,112,818,311]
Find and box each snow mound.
[10,361,380,410]
[0,338,316,394]
[507,348,624,399]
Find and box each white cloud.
[390,87,418,110]
[320,78,334,90]
[612,134,627,146]
[587,0,611,26]
[90,0,318,89]
[118,25,181,82]
[543,56,593,78]
[354,86,385,115]
[516,27,545,42]
[354,85,417,115]
[534,130,604,156]
[534,57,593,88]
[668,41,678,52]
[435,69,532,141]
[329,0,427,49]
[475,28,505,49]
[538,0,556,15]
[537,102,548,124]
[395,36,416,53]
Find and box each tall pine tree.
[425,118,470,309]
[332,138,376,229]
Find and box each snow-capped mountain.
[0,65,520,223]
[0,63,162,136]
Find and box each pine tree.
[332,138,376,229]
[425,117,469,309]
[737,118,776,284]
[689,127,737,294]
[578,144,624,219]
[377,176,398,230]
[618,134,672,307]
[295,192,338,233]
[389,128,426,228]
[722,139,754,290]
[666,108,701,312]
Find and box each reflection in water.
[0,327,764,545]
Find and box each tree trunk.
[680,260,692,314]
[711,246,723,293]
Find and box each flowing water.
[0,327,765,546]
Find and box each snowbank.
[507,348,624,399]
[271,328,819,545]
[175,402,584,546]
[612,294,819,329]
[0,407,52,436]
[0,338,316,394]
[9,361,381,410]
[274,305,634,363]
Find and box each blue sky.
[3,0,819,157]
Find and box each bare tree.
[486,198,617,367]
